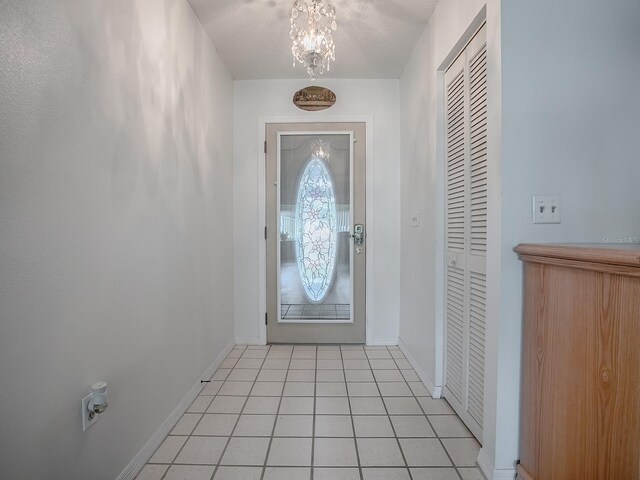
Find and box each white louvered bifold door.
[443,24,487,442]
[444,50,467,412]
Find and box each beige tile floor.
[137,345,486,480]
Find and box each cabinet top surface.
[514,243,640,267]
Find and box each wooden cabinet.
[515,244,640,480]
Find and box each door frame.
[257,116,375,345]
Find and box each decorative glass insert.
[294,157,338,303]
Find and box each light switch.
[411,211,420,228]
[533,195,561,224]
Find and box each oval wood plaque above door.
[293,86,336,111]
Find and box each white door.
[265,123,366,344]
[443,24,488,441]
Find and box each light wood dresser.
[514,244,640,480]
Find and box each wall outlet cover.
[82,393,98,431]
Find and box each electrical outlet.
[533,195,561,224]
[82,393,98,431]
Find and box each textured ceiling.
[188,0,438,79]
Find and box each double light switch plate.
[533,195,561,224]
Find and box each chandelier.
[290,0,337,79]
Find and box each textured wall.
[0,0,234,478]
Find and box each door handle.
[351,224,364,246]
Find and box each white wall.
[233,79,401,345]
[0,1,234,479]
[399,0,489,391]
[399,0,507,477]
[492,0,640,474]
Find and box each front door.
[266,123,366,343]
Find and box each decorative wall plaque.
[293,86,336,111]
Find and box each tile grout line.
[156,345,248,480]
[392,347,465,480]
[341,346,365,480]
[142,344,481,480]
[365,346,414,480]
[310,347,317,480]
[209,344,267,480]
[259,344,291,480]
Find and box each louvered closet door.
[444,24,487,442]
[444,50,467,413]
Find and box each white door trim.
[257,116,375,345]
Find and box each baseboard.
[236,337,398,347]
[235,336,266,346]
[397,337,440,398]
[477,448,517,480]
[367,337,398,346]
[236,337,395,346]
[492,468,517,480]
[116,338,236,480]
[201,339,236,381]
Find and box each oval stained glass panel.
[295,158,338,303]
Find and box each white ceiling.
[188,0,438,80]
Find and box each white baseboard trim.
[477,448,517,480]
[236,337,396,346]
[367,337,398,346]
[398,337,441,398]
[235,336,267,346]
[431,385,443,398]
[116,338,236,480]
